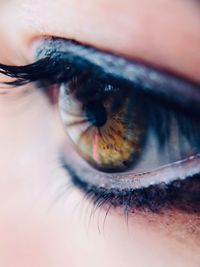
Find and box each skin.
[0,0,199,266]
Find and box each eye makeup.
[0,37,200,214]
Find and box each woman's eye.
[58,73,200,177]
[1,38,200,212]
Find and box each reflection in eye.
[1,38,200,213]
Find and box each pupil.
[86,101,107,127]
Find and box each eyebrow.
[0,37,200,116]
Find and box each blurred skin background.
[0,0,199,266]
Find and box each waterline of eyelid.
[63,154,200,190]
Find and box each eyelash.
[1,38,200,215]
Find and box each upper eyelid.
[1,37,200,115]
[36,38,200,111]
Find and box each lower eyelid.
[60,145,200,214]
[61,146,200,191]
[64,160,200,215]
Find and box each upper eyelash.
[0,58,71,86]
[0,38,200,117]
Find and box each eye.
[1,38,200,212]
[59,72,200,176]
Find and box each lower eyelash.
[65,163,200,215]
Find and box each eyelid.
[36,38,200,116]
[0,37,200,116]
